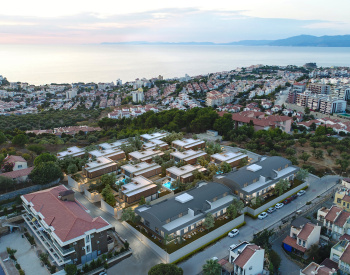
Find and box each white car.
[297,190,306,196]
[267,207,276,214]
[228,229,239,238]
[258,212,268,219]
[275,203,284,209]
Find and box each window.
[86,245,91,253]
[344,202,346,206]
[298,239,301,245]
[338,198,342,203]
[303,241,306,247]
[18,165,22,168]
[86,235,90,242]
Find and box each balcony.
[23,213,74,266]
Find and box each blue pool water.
[163,181,175,190]
[0,265,5,275]
[116,178,126,185]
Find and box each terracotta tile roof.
[335,211,350,228]
[320,258,338,271]
[282,235,306,252]
[298,223,316,240]
[1,167,33,179]
[233,244,261,268]
[325,206,343,222]
[343,195,350,203]
[340,244,350,264]
[23,185,110,243]
[5,155,26,163]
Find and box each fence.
[0,178,60,202]
[101,199,118,216]
[124,214,245,263]
[67,175,86,192]
[84,189,102,203]
[245,181,308,217]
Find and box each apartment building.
[131,88,144,103]
[229,242,265,275]
[214,156,299,203]
[171,138,205,151]
[129,150,164,163]
[332,87,350,101]
[308,83,331,94]
[210,152,248,168]
[135,182,234,239]
[121,162,162,178]
[170,150,207,165]
[88,148,125,162]
[330,239,350,273]
[282,218,321,255]
[22,185,112,266]
[119,176,158,204]
[166,164,206,183]
[83,157,117,179]
[57,146,85,159]
[296,92,346,114]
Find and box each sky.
[1,0,349,44]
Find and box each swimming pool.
[163,181,175,190]
[116,178,127,185]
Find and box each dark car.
[283,197,293,205]
[290,194,298,200]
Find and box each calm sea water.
[0,44,350,85]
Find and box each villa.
[142,139,169,151]
[88,148,125,161]
[140,132,168,142]
[170,150,207,165]
[134,181,234,239]
[129,149,164,163]
[83,157,117,179]
[210,151,248,168]
[57,146,85,159]
[213,156,299,203]
[120,176,158,204]
[121,162,162,179]
[99,140,129,150]
[166,164,206,183]
[171,138,205,151]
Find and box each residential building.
[140,132,168,142]
[308,83,331,94]
[142,139,169,151]
[1,167,34,182]
[3,155,27,171]
[21,185,112,266]
[334,187,350,211]
[282,218,321,255]
[119,176,158,204]
[99,140,129,151]
[121,162,161,179]
[83,157,117,179]
[88,148,125,162]
[229,242,265,275]
[300,262,337,275]
[214,156,299,203]
[330,239,350,273]
[317,206,350,240]
[129,149,163,163]
[131,88,144,103]
[171,138,206,151]
[293,82,306,93]
[210,152,248,168]
[134,181,234,238]
[166,165,206,183]
[57,146,85,159]
[170,150,207,165]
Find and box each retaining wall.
[101,199,118,216]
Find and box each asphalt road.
[178,175,339,275]
[275,88,290,106]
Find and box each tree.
[202,259,221,275]
[299,152,311,163]
[101,184,116,207]
[203,213,215,231]
[121,207,136,222]
[1,162,14,172]
[239,158,248,167]
[29,161,63,185]
[315,150,324,159]
[34,153,57,166]
[274,178,289,196]
[219,161,232,174]
[296,169,309,181]
[0,131,6,145]
[0,176,14,192]
[327,148,333,156]
[336,159,349,173]
[64,264,77,275]
[100,173,117,187]
[227,199,244,219]
[12,134,28,147]
[252,229,274,249]
[298,138,307,147]
[269,250,281,272]
[304,107,310,114]
[67,163,78,174]
[285,148,296,156]
[139,196,146,205]
[148,263,183,275]
[88,135,98,144]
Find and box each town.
[1,63,350,275]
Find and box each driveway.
[178,175,340,275]
[73,192,162,275]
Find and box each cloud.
[0,7,347,44]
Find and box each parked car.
[297,190,306,196]
[275,203,284,209]
[258,212,268,219]
[283,198,292,205]
[291,194,298,200]
[267,207,276,214]
[211,257,219,261]
[228,229,239,238]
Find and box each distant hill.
[102,35,350,47]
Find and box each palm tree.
[203,259,221,275]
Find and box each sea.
[0,44,350,85]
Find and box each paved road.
[178,175,340,275]
[275,88,290,106]
[73,192,162,275]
